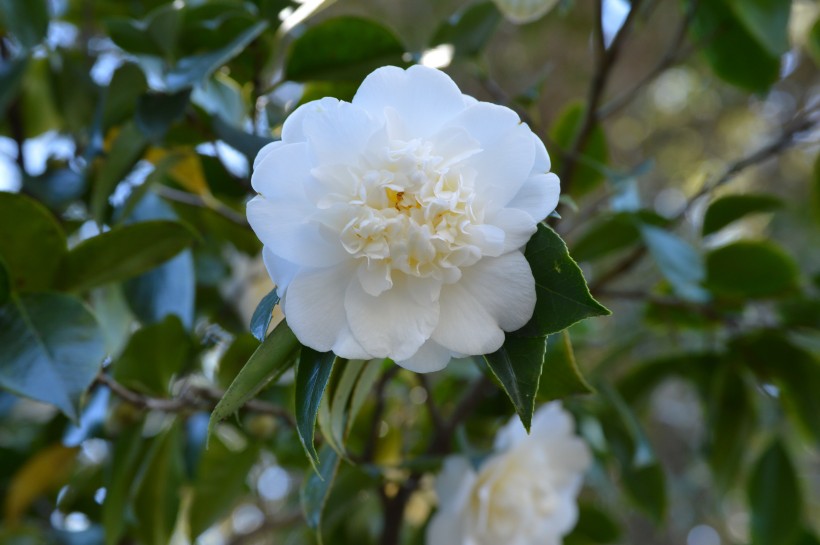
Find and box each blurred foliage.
[1,0,819,544]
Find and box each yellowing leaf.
[5,444,79,525]
[145,147,210,196]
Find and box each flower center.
[338,137,490,285]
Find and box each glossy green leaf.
[91,122,149,223]
[296,348,337,467]
[132,422,184,545]
[726,0,791,56]
[484,335,546,431]
[300,446,340,540]
[216,333,259,390]
[59,220,196,292]
[702,193,782,236]
[250,288,280,341]
[706,240,799,298]
[113,316,191,396]
[640,225,709,302]
[571,211,666,262]
[164,21,268,91]
[208,321,301,436]
[347,358,383,437]
[515,224,610,338]
[431,2,502,58]
[748,440,802,545]
[549,102,609,198]
[188,432,260,538]
[691,0,780,92]
[0,0,49,49]
[0,192,66,292]
[286,17,406,82]
[538,331,593,401]
[135,89,191,142]
[0,293,104,420]
[103,63,149,131]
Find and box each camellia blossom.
[247,65,559,372]
[427,403,591,545]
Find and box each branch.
[153,185,249,227]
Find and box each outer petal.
[345,274,440,361]
[353,65,467,138]
[251,141,312,200]
[246,196,349,268]
[282,263,357,353]
[426,511,465,545]
[331,323,372,360]
[281,97,340,143]
[532,133,551,173]
[457,251,536,332]
[299,99,381,166]
[432,282,505,355]
[262,246,300,296]
[253,140,284,172]
[505,172,561,223]
[395,340,454,373]
[485,207,538,253]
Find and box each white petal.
[282,263,356,353]
[486,207,538,252]
[331,323,372,360]
[345,274,440,361]
[426,510,466,545]
[436,456,476,510]
[493,412,529,451]
[251,141,312,201]
[357,260,392,297]
[432,282,505,355]
[253,140,284,172]
[300,100,381,166]
[281,97,340,143]
[395,340,454,373]
[262,246,300,296]
[246,196,349,268]
[505,172,560,222]
[353,65,467,138]
[458,252,536,332]
[532,131,551,172]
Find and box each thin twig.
[154,185,249,227]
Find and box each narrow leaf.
[295,348,337,467]
[250,288,280,341]
[300,446,340,543]
[748,440,802,545]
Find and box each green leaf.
[250,288,280,341]
[565,502,621,544]
[132,422,184,545]
[484,335,546,431]
[211,115,276,169]
[103,63,149,131]
[318,359,379,457]
[58,220,196,292]
[617,353,718,403]
[778,298,820,330]
[538,331,593,401]
[208,321,301,436]
[0,58,27,114]
[571,211,666,262]
[296,348,337,467]
[0,293,105,420]
[808,17,820,66]
[102,424,147,545]
[748,440,802,545]
[621,463,666,523]
[188,432,260,538]
[286,17,406,82]
[702,193,782,236]
[347,359,384,437]
[431,2,502,58]
[135,89,191,142]
[91,122,149,223]
[300,446,340,540]
[812,152,820,221]
[640,225,709,302]
[515,224,610,338]
[0,0,49,49]
[113,316,191,396]
[549,101,609,198]
[216,333,260,389]
[0,192,67,292]
[691,0,780,92]
[705,240,799,298]
[164,21,268,91]
[726,0,791,56]
[0,258,9,306]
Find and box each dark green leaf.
[216,333,260,389]
[103,64,149,131]
[188,432,260,538]
[135,89,191,142]
[91,123,149,223]
[297,81,359,106]
[706,240,799,298]
[809,18,820,66]
[0,258,9,305]
[778,298,820,330]
[208,321,300,435]
[621,463,666,523]
[300,446,340,538]
[748,440,802,545]
[296,348,337,467]
[538,331,593,401]
[571,211,666,262]
[702,193,782,236]
[640,225,709,302]
[726,0,791,56]
[0,192,66,292]
[212,115,275,172]
[0,0,49,49]
[0,58,27,113]
[431,2,502,58]
[565,502,621,544]
[113,316,191,396]
[515,224,610,338]
[549,101,609,198]
[59,220,196,292]
[691,0,780,92]
[0,293,105,420]
[484,335,546,431]
[250,288,280,341]
[102,424,147,545]
[286,17,406,82]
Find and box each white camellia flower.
[427,402,591,545]
[247,65,559,372]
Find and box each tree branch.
[153,185,249,227]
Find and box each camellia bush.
[1,0,819,544]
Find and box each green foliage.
[431,2,502,58]
[484,336,547,431]
[250,287,280,341]
[549,102,609,197]
[748,440,803,545]
[705,240,800,298]
[641,225,709,302]
[702,193,782,236]
[295,349,336,467]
